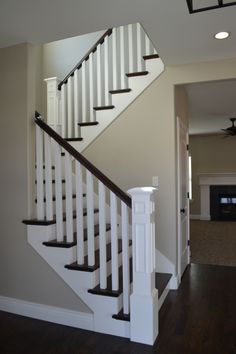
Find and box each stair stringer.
[27,224,130,338]
[70,58,164,153]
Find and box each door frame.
[176,116,190,282]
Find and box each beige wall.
[189,134,236,215]
[175,85,188,128]
[0,43,89,312]
[2,42,236,311]
[84,58,236,275]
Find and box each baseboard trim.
[0,295,93,331]
[200,215,211,221]
[190,214,201,220]
[158,279,171,310]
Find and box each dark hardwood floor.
[1,264,236,354]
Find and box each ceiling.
[0,0,236,66]
[185,79,236,135]
[1,0,236,134]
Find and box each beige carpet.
[190,220,236,267]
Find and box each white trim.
[0,295,93,331]
[169,275,180,290]
[158,277,171,310]
[176,117,190,282]
[200,215,210,221]
[190,214,201,220]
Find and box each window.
[186,0,236,14]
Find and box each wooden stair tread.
[43,237,77,248]
[35,165,55,170]
[112,272,172,322]
[78,122,99,127]
[109,89,131,94]
[22,208,99,226]
[143,54,159,60]
[126,71,148,77]
[35,179,66,184]
[43,223,111,249]
[66,232,123,272]
[88,255,132,297]
[93,105,114,111]
[65,137,83,142]
[112,310,130,322]
[35,193,84,203]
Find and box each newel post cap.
[127,187,157,196]
[44,77,61,83]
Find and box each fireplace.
[210,185,236,221]
[198,173,236,220]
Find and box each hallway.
[1,264,236,354]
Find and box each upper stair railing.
[45,22,158,140]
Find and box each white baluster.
[104,35,109,106]
[65,151,73,242]
[128,187,158,345]
[76,161,84,265]
[96,44,102,107]
[136,23,143,72]
[99,181,107,289]
[36,125,44,220]
[61,84,67,138]
[110,192,119,291]
[120,26,126,89]
[121,202,130,314]
[112,27,118,90]
[74,69,79,137]
[145,33,151,56]
[44,133,53,220]
[82,61,87,123]
[86,170,95,266]
[89,52,95,122]
[67,76,73,138]
[128,24,134,74]
[54,141,63,241]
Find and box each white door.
[177,117,190,278]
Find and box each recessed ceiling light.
[214,31,230,40]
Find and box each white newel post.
[128,187,158,346]
[44,77,61,134]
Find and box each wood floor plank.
[1,264,236,353]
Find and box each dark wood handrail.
[58,28,113,91]
[35,115,132,208]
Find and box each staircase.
[45,23,164,152]
[23,23,172,346]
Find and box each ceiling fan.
[222,118,236,136]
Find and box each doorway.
[182,79,236,267]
